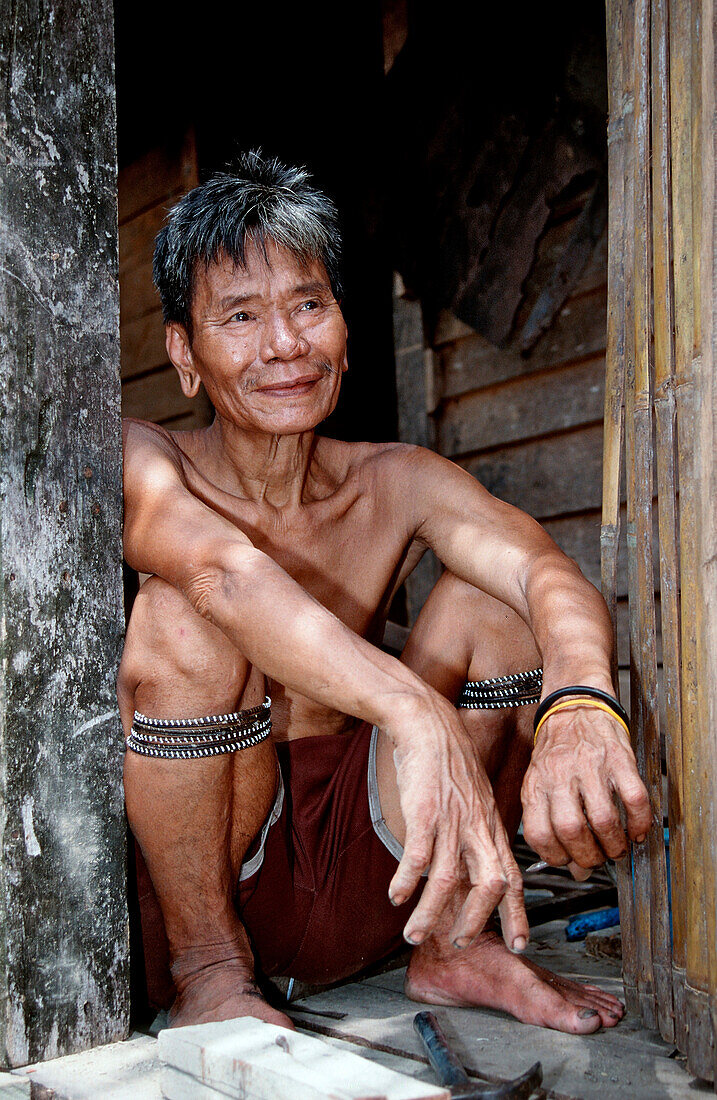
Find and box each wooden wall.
[118,130,212,430]
[396,181,649,705]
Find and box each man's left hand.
[521,707,653,870]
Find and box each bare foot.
[404,928,624,1034]
[169,937,293,1030]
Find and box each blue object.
[565,907,621,941]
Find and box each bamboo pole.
[626,0,662,1032]
[603,0,640,1016]
[668,0,714,1078]
[633,0,674,1044]
[698,5,717,1084]
[650,0,687,1050]
[690,0,717,1084]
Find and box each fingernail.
[578,1008,599,1019]
[511,936,527,953]
[635,834,646,844]
[404,931,421,946]
[609,1012,621,1019]
[389,892,404,907]
[452,936,472,949]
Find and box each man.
[119,151,651,1035]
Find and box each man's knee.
[119,576,251,706]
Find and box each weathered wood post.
[0,0,129,1066]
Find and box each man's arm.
[123,420,528,950]
[388,445,653,869]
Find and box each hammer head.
[447,1061,542,1099]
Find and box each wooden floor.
[14,921,708,1099]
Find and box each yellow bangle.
[533,697,631,745]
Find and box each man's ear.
[166,323,202,398]
[341,320,348,374]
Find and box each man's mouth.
[254,371,328,397]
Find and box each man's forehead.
[193,242,330,309]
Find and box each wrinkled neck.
[199,417,318,507]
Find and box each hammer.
[413,1012,543,1100]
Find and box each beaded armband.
[127,697,272,759]
[457,668,543,710]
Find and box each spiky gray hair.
[153,150,344,335]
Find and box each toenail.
[511,936,527,953]
[578,1008,599,1019]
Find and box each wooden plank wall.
[427,191,647,702]
[119,130,212,429]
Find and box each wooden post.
[392,272,440,621]
[0,0,129,1067]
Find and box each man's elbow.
[182,542,270,623]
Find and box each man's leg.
[376,571,625,1034]
[119,577,292,1028]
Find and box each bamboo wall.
[603,0,717,1081]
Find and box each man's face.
[169,240,348,436]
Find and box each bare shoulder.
[345,439,463,489]
[122,418,187,492]
[317,436,430,480]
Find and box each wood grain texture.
[0,0,129,1065]
[122,365,212,425]
[638,0,674,1039]
[439,287,608,401]
[118,129,197,224]
[120,309,168,380]
[651,0,686,1049]
[461,424,608,519]
[392,276,439,621]
[438,357,605,457]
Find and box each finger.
[613,768,653,843]
[389,820,435,908]
[522,790,571,867]
[549,789,607,869]
[496,847,530,952]
[403,841,461,945]
[567,861,594,881]
[580,782,629,861]
[449,844,509,947]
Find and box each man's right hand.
[384,694,529,952]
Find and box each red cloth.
[136,722,414,1008]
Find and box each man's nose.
[260,314,309,362]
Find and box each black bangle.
[533,686,629,734]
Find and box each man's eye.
[231,311,251,323]
[299,299,320,311]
